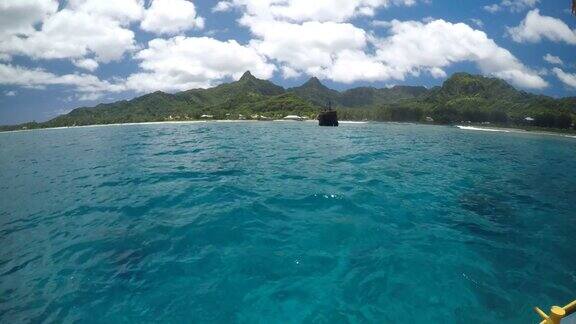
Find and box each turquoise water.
[1,122,575,323]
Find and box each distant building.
[200,114,214,119]
[525,117,535,122]
[251,114,272,121]
[425,116,434,122]
[238,114,246,120]
[283,115,304,121]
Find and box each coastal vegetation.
[1,71,575,132]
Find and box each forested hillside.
[1,71,575,132]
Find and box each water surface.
[1,122,575,323]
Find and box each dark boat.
[318,101,338,127]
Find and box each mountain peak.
[240,71,256,81]
[438,72,519,100]
[303,77,325,88]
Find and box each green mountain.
[44,71,289,127]
[177,71,285,108]
[339,85,428,107]
[1,71,575,132]
[288,77,340,107]
[430,72,523,100]
[287,77,428,108]
[419,73,576,127]
[47,91,186,127]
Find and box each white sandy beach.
[1,121,573,140]
[1,119,374,135]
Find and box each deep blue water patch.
[0,122,575,323]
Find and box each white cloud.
[429,67,447,78]
[126,36,276,92]
[76,92,105,101]
[372,19,547,89]
[320,49,398,83]
[241,13,547,89]
[543,54,563,66]
[507,9,576,45]
[422,16,435,23]
[280,66,301,78]
[0,0,143,65]
[0,10,137,62]
[483,4,501,13]
[268,0,417,22]
[245,19,368,78]
[244,20,387,84]
[0,63,125,95]
[5,90,17,97]
[505,0,539,11]
[371,20,393,28]
[213,1,234,12]
[224,0,418,23]
[0,0,554,100]
[553,68,576,89]
[469,18,484,28]
[67,0,145,23]
[0,0,59,37]
[141,0,205,35]
[484,0,538,13]
[73,58,100,71]
[227,0,545,89]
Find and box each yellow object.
[565,300,576,314]
[535,300,576,324]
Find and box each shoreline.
[0,120,263,134]
[0,119,374,135]
[455,125,576,139]
[1,120,574,140]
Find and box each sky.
[0,0,575,125]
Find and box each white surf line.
[340,121,369,124]
[2,119,370,134]
[0,120,264,134]
[456,125,512,133]
[456,125,576,140]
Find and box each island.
[1,71,575,133]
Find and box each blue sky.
[0,0,575,125]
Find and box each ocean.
[1,121,575,323]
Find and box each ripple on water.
[0,122,575,323]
